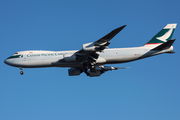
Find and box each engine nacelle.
[88,70,102,77]
[87,66,118,77]
[82,42,96,51]
[64,54,76,62]
[68,68,82,76]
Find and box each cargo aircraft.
[4,23,177,77]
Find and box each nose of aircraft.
[4,58,13,66]
[4,59,8,64]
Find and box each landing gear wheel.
[20,71,24,75]
[19,68,24,75]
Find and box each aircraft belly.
[20,60,43,68]
[104,56,125,63]
[104,55,140,64]
[42,59,58,66]
[53,62,82,67]
[14,59,55,68]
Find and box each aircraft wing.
[59,25,126,76]
[80,25,126,52]
[95,25,126,44]
[75,25,126,64]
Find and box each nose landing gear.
[20,68,24,75]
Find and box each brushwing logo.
[156,27,173,42]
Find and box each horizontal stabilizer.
[115,67,131,69]
[151,39,175,51]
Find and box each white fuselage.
[4,46,173,68]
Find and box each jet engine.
[86,66,120,77]
[82,42,110,52]
[87,70,102,77]
[82,42,96,51]
[68,68,82,76]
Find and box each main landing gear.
[20,68,24,75]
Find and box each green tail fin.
[145,23,177,46]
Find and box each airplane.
[4,23,177,77]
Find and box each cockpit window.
[15,52,18,54]
[7,55,23,59]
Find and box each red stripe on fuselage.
[145,43,162,45]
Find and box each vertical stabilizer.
[144,23,177,46]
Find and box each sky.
[1,0,180,120]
